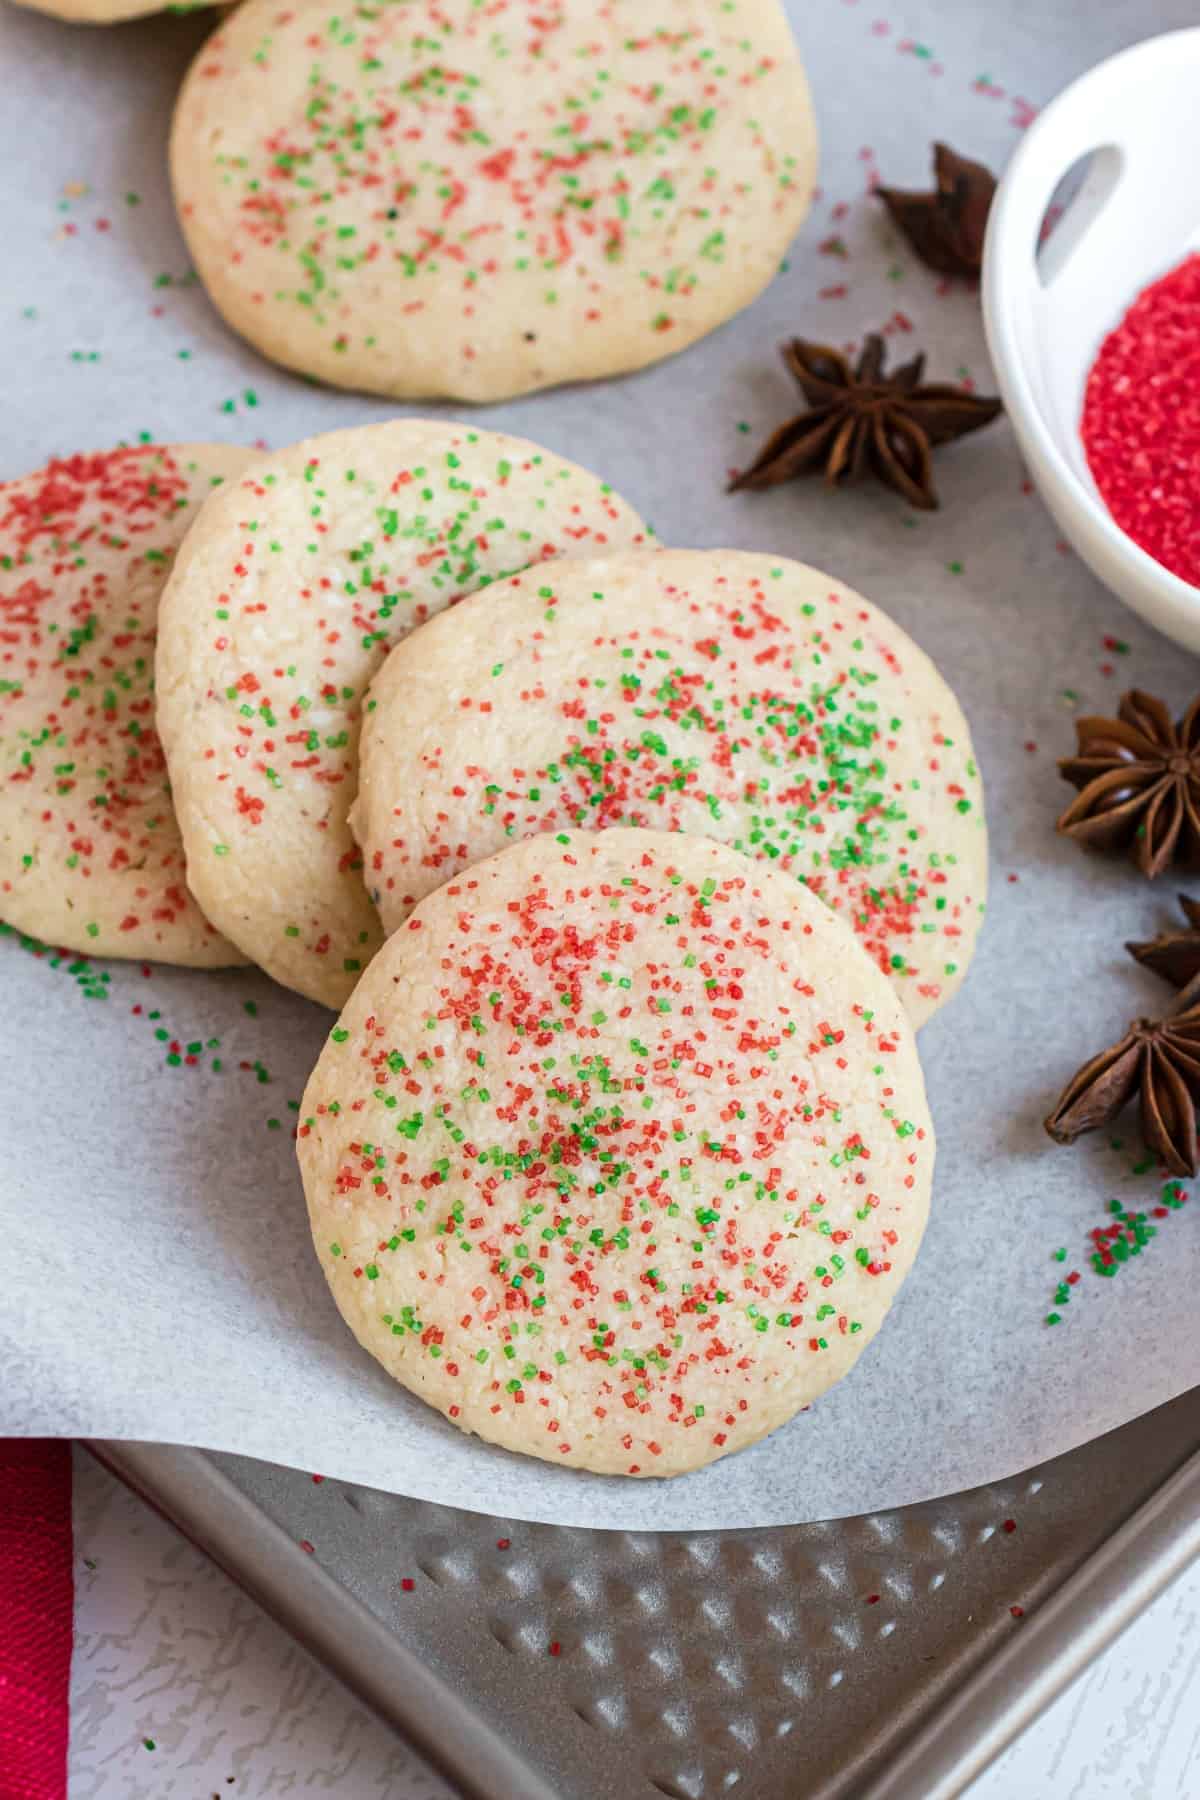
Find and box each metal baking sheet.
[93,1384,1200,1800]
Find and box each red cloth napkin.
[0,1441,73,1800]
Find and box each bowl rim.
[981,26,1200,626]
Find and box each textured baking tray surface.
[99,1385,1200,1800]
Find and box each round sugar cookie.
[10,0,212,20]
[0,444,250,967]
[299,828,934,1478]
[353,550,987,1027]
[156,420,649,1010]
[169,0,816,403]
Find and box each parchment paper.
[2,0,1198,1530]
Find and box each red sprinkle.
[299,1540,315,1555]
[1083,252,1200,588]
[1003,1518,1017,1533]
[401,1577,415,1591]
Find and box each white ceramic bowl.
[983,28,1200,652]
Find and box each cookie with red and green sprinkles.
[10,0,212,21]
[353,550,987,1027]
[169,0,816,402]
[155,419,649,1009]
[299,827,934,1477]
[0,445,251,967]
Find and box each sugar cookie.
[10,0,211,21]
[353,549,987,1026]
[156,420,648,1008]
[0,445,250,967]
[170,0,816,402]
[299,828,934,1477]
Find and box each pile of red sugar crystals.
[1082,251,1200,589]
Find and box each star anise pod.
[876,142,997,279]
[1127,894,1200,987]
[1045,976,1200,1176]
[728,334,1002,511]
[1057,690,1200,879]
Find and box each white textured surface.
[967,1576,1200,1800]
[69,1447,1200,1799]
[68,1448,456,1799]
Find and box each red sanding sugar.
[1082,251,1200,588]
